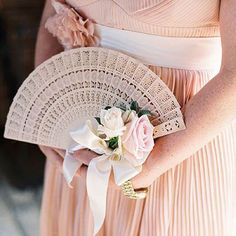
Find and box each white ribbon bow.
[63,120,150,235]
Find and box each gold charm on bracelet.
[121,180,148,200]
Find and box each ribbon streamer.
[63,120,150,235]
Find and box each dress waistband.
[94,24,222,71]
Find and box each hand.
[39,145,63,170]
[129,105,187,189]
[54,147,99,166]
[130,166,154,190]
[39,144,150,191]
[38,145,98,177]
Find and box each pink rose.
[122,115,154,164]
[45,0,99,50]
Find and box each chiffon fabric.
[40,1,236,235]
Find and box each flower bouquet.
[63,100,160,234]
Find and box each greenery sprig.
[130,100,152,117]
[107,136,119,150]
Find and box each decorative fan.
[4,47,185,149]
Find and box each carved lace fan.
[4,47,185,149]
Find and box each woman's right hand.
[39,145,63,171]
[38,145,98,178]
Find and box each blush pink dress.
[40,1,236,235]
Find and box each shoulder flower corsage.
[45,0,99,50]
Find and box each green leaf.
[95,117,101,124]
[108,136,119,150]
[130,100,140,113]
[138,110,152,117]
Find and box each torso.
[66,0,221,37]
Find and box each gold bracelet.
[121,180,148,200]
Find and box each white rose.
[122,110,137,124]
[98,107,126,139]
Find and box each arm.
[34,0,63,67]
[131,0,236,188]
[35,0,65,168]
[36,0,97,172]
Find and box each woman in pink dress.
[35,0,236,235]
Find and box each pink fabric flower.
[45,0,99,50]
[122,115,154,163]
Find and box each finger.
[38,145,63,168]
[54,148,66,158]
[38,145,49,156]
[73,149,98,159]
[73,149,98,165]
[47,149,63,167]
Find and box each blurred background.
[0,0,45,235]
